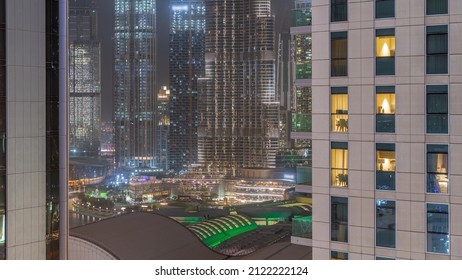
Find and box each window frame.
[331,0,348,22]
[331,87,348,133]
[426,85,448,134]
[375,0,395,19]
[426,25,449,75]
[330,31,348,77]
[426,0,448,16]
[375,86,396,133]
[426,203,450,255]
[426,144,449,194]
[331,196,349,243]
[376,143,396,191]
[331,250,349,260]
[375,28,395,76]
[331,141,348,188]
[375,199,396,248]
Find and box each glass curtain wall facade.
[69,0,101,157]
[290,0,312,187]
[168,0,205,172]
[46,0,61,260]
[114,0,157,168]
[197,0,279,177]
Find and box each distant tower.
[113,0,157,168]
[69,0,101,157]
[168,0,205,172]
[198,0,279,177]
[156,86,170,171]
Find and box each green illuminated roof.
[188,215,258,248]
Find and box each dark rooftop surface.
[70,212,227,260]
[70,212,313,260]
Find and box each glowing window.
[331,87,348,133]
[376,86,395,133]
[331,142,348,187]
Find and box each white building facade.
[311,0,462,260]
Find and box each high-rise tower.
[168,0,205,173]
[113,0,156,169]
[69,0,101,157]
[311,0,462,260]
[0,0,68,260]
[198,0,279,177]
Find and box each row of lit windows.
[330,85,448,134]
[331,142,449,194]
[331,25,448,77]
[331,0,448,22]
[331,197,450,256]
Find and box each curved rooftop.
[188,215,258,248]
[70,212,227,260]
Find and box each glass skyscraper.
[113,0,157,168]
[197,0,279,177]
[168,0,205,172]
[69,0,101,157]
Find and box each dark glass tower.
[46,0,61,260]
[113,0,157,169]
[168,0,205,172]
[197,0,279,177]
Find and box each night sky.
[96,0,293,121]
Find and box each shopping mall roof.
[188,215,258,248]
[70,212,227,260]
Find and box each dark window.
[376,0,394,18]
[427,203,449,254]
[331,196,348,242]
[426,25,448,74]
[331,251,348,260]
[426,85,448,134]
[331,0,347,22]
[427,144,448,194]
[376,200,396,248]
[376,256,395,260]
[376,143,396,190]
[426,0,448,15]
[331,32,348,77]
[376,29,395,75]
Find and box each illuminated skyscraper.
[0,0,68,259]
[156,86,170,171]
[198,0,279,177]
[113,0,157,168]
[168,0,205,173]
[69,0,101,157]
